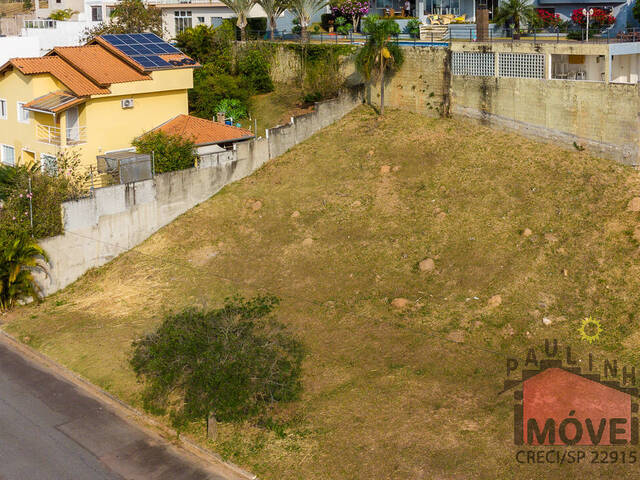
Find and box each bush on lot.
[0,150,86,239]
[130,295,304,426]
[132,131,197,174]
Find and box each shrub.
[237,46,274,93]
[335,16,353,34]
[215,98,248,119]
[132,131,197,174]
[49,8,76,20]
[0,233,48,311]
[130,295,304,426]
[0,150,86,239]
[405,18,421,37]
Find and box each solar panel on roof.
[99,33,189,70]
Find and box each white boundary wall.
[37,89,363,295]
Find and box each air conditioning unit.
[121,98,134,109]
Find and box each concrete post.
[207,413,217,441]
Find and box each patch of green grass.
[8,106,640,479]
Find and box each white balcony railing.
[36,125,87,145]
[24,19,57,29]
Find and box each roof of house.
[0,56,110,96]
[23,90,86,114]
[49,45,151,86]
[150,114,254,145]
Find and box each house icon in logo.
[504,359,638,446]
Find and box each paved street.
[0,338,244,480]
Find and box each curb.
[0,328,258,480]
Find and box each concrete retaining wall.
[37,90,362,296]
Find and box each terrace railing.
[24,19,56,29]
[36,125,87,145]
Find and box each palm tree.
[0,235,49,311]
[289,0,327,42]
[220,0,256,41]
[257,0,289,40]
[493,0,537,36]
[355,15,404,115]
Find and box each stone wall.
[451,76,639,164]
[37,89,363,296]
[367,47,451,118]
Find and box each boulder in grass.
[391,298,410,309]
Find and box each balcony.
[36,125,87,146]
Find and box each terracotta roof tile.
[151,114,254,145]
[7,56,108,96]
[50,45,151,86]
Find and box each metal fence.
[243,25,640,46]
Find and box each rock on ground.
[628,197,640,212]
[302,237,313,246]
[380,165,391,174]
[391,298,410,309]
[251,200,262,211]
[291,210,300,218]
[487,295,502,308]
[522,228,533,237]
[418,258,435,272]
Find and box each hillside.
[7,106,640,479]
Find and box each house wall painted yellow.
[0,70,61,165]
[0,66,192,171]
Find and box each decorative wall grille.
[452,52,495,77]
[498,53,544,79]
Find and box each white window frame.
[1,144,15,166]
[174,10,192,34]
[17,101,31,124]
[0,99,7,119]
[91,5,103,22]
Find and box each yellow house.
[0,33,197,176]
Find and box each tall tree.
[220,0,256,41]
[257,0,289,40]
[82,0,164,41]
[0,235,48,311]
[355,15,403,115]
[493,0,536,35]
[289,0,327,42]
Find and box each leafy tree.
[132,131,197,173]
[257,0,289,39]
[189,64,251,120]
[237,46,274,92]
[0,234,48,311]
[82,0,164,42]
[330,0,368,32]
[130,295,304,426]
[219,0,256,41]
[289,0,328,42]
[175,24,234,66]
[355,15,403,115]
[493,0,536,35]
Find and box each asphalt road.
[0,338,243,480]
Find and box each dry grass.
[8,106,640,479]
